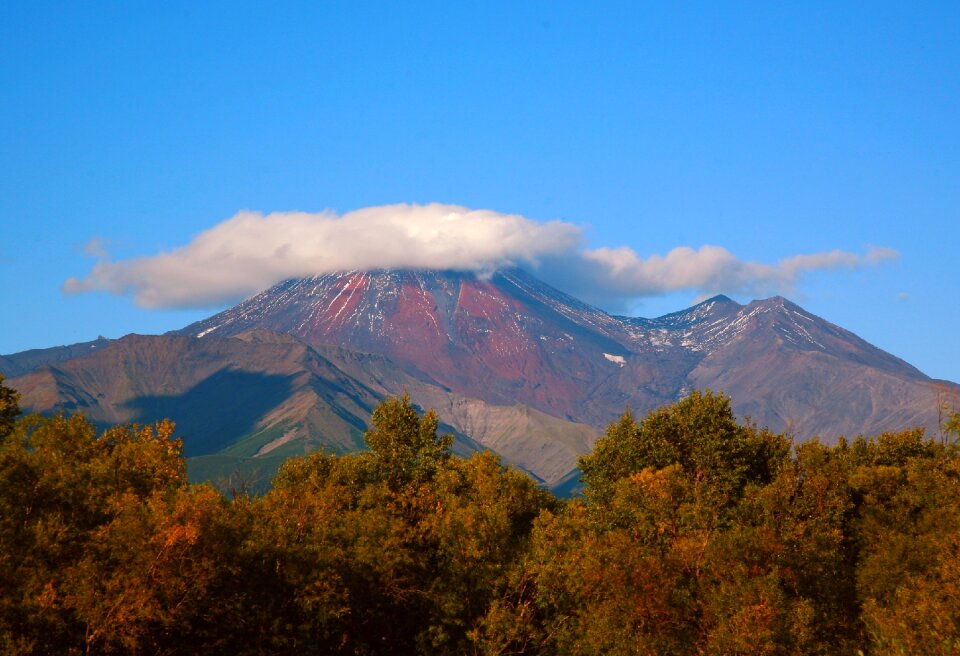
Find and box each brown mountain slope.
[0,337,111,378]
[176,269,637,423]
[6,268,958,488]
[277,338,600,484]
[9,332,379,456]
[176,269,956,440]
[6,330,598,485]
[685,297,948,439]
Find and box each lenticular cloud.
[63,204,582,308]
[63,202,897,309]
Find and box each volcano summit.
[5,268,955,488]
[177,268,949,440]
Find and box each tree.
[422,451,554,653]
[860,529,960,655]
[0,413,192,653]
[849,435,960,654]
[249,397,553,655]
[945,410,960,444]
[64,484,238,654]
[579,390,789,505]
[0,374,20,438]
[363,393,453,491]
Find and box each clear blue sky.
[1,2,958,382]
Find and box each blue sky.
[1,2,958,382]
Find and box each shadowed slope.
[6,268,958,487]
[8,332,381,456]
[176,269,955,439]
[7,330,600,485]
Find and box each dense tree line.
[1,373,958,654]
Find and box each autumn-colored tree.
[2,386,960,654]
[483,392,859,655]
[63,484,240,654]
[860,528,960,655]
[945,409,960,443]
[423,451,554,653]
[0,413,202,653]
[239,396,552,654]
[726,440,862,653]
[847,434,960,654]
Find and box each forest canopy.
[1,375,958,655]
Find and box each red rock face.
[177,268,952,438]
[9,269,955,478]
[179,269,638,423]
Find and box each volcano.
[176,268,952,439]
[177,269,641,424]
[5,268,956,489]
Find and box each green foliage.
[222,395,553,654]
[1,389,959,653]
[579,390,790,505]
[945,409,960,442]
[0,374,20,438]
[363,392,454,490]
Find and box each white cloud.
[63,202,899,309]
[63,203,581,308]
[541,243,897,306]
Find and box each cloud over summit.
[63,204,580,308]
[64,203,898,310]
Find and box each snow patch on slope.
[603,353,626,366]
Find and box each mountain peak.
[7,265,956,478]
[642,293,742,330]
[702,294,736,305]
[756,294,790,307]
[175,267,634,421]
[165,266,949,438]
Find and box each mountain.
[0,336,112,378]
[5,329,596,486]
[177,269,952,439]
[7,331,378,456]
[4,268,957,490]
[681,296,942,436]
[177,269,636,424]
